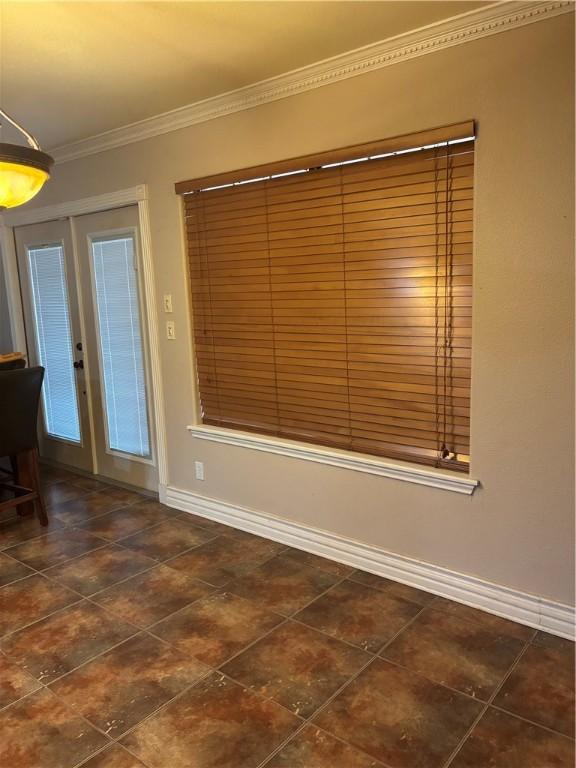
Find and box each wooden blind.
[179,123,474,471]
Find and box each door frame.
[0,185,168,492]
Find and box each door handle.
[73,360,84,370]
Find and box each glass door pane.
[27,243,81,442]
[91,235,151,458]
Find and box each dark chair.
[0,353,26,371]
[0,366,47,525]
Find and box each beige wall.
[21,15,575,604]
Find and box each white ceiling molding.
[52,1,573,164]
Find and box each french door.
[15,205,158,491]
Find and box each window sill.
[186,425,479,496]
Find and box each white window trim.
[187,424,479,495]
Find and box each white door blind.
[27,244,81,442]
[91,235,151,458]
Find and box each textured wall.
[18,15,575,604]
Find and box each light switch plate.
[163,294,173,313]
[166,320,176,339]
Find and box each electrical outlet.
[194,461,205,481]
[163,294,173,313]
[166,321,176,339]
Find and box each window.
[91,234,151,458]
[177,122,474,472]
[27,243,82,442]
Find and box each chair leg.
[31,449,48,526]
[15,451,35,517]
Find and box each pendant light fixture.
[0,109,53,210]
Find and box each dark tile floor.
[0,466,574,768]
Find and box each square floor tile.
[0,515,65,550]
[532,631,575,656]
[381,608,524,700]
[450,707,575,768]
[167,535,282,587]
[493,643,575,737]
[176,512,239,535]
[295,579,421,652]
[280,548,354,578]
[132,499,178,515]
[46,544,156,596]
[5,528,106,570]
[0,574,80,637]
[1,601,136,684]
[92,565,214,627]
[314,658,483,768]
[121,672,300,768]
[50,492,126,525]
[81,745,149,767]
[119,518,216,562]
[45,482,88,507]
[0,653,41,709]
[77,505,174,541]
[266,725,384,768]
[432,598,535,641]
[40,466,76,486]
[228,556,339,616]
[222,529,284,547]
[69,477,111,493]
[100,487,147,505]
[222,621,369,717]
[349,570,437,606]
[50,633,208,738]
[0,688,108,767]
[0,552,33,587]
[153,591,283,666]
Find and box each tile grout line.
[0,521,290,648]
[488,704,576,742]
[254,601,433,768]
[0,489,145,554]
[0,509,224,615]
[2,517,357,751]
[3,565,565,757]
[101,568,361,758]
[145,567,356,670]
[256,603,556,768]
[440,635,536,768]
[73,742,148,768]
[3,532,539,708]
[2,472,573,767]
[254,656,387,768]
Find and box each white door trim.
[0,223,28,356]
[0,186,168,489]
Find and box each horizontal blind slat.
[185,135,473,469]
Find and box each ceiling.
[0,1,489,150]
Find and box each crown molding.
[51,1,573,164]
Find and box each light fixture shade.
[0,143,53,209]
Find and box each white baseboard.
[165,485,575,641]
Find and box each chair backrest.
[0,366,45,457]
[0,357,26,371]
